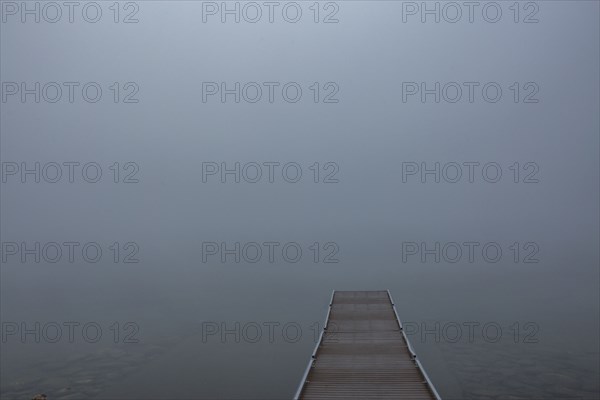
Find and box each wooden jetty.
[294,290,441,399]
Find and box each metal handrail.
[387,290,442,400]
[293,290,335,400]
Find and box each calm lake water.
[2,247,599,399]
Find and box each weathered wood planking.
[295,290,441,400]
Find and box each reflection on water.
[438,340,599,399]
[1,258,599,399]
[1,338,180,400]
[2,320,598,399]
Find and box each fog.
[1,1,599,399]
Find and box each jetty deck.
[294,290,441,400]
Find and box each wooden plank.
[295,290,441,400]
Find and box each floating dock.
[294,290,441,400]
